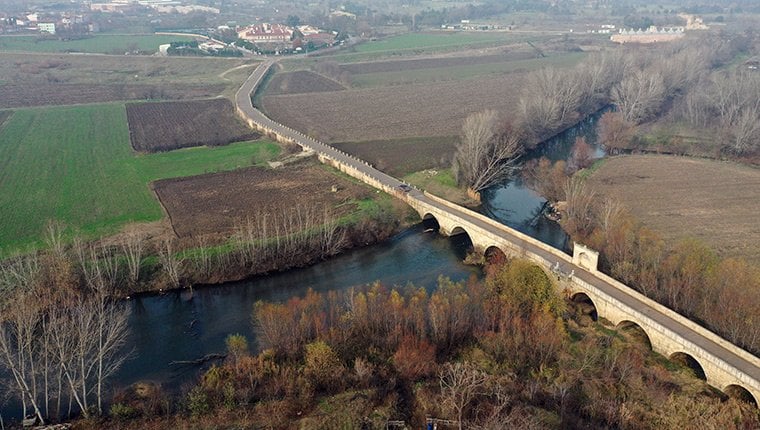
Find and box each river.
[0,117,604,419]
[113,114,605,393]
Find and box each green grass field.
[350,52,587,88]
[354,32,537,53]
[0,34,195,54]
[0,105,279,255]
[295,32,553,64]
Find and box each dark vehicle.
[397,184,412,192]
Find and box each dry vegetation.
[126,99,259,152]
[153,162,370,238]
[262,75,525,142]
[264,70,346,95]
[92,260,760,429]
[587,155,760,263]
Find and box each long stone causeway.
[235,59,760,405]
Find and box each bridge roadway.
[235,59,760,404]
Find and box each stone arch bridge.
[235,59,760,406]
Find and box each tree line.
[525,153,760,356]
[452,31,757,203]
[0,200,400,424]
[596,31,759,156]
[105,259,760,428]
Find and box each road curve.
[235,60,760,397]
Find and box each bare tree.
[563,177,597,236]
[726,106,760,154]
[439,362,488,430]
[158,239,183,288]
[520,68,582,139]
[120,231,146,285]
[452,110,522,195]
[597,111,636,153]
[612,70,666,124]
[0,293,46,425]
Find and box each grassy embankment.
[0,34,195,54]
[0,104,279,255]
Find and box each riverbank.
[121,194,413,296]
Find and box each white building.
[38,22,56,34]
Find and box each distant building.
[237,23,292,43]
[38,22,56,34]
[611,26,685,44]
[90,2,134,12]
[151,5,220,14]
[680,13,709,30]
[329,10,356,20]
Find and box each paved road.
[235,60,760,393]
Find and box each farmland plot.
[153,162,370,238]
[0,83,225,109]
[333,136,458,176]
[126,98,259,152]
[0,104,279,254]
[587,155,760,263]
[261,75,525,143]
[0,53,249,107]
[339,50,539,74]
[265,70,346,95]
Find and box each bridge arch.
[571,292,598,321]
[670,352,707,380]
[723,384,758,406]
[421,213,440,231]
[450,226,469,236]
[616,320,652,350]
[484,245,507,265]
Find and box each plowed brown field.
[261,76,524,143]
[126,98,259,152]
[265,70,346,95]
[333,136,457,176]
[153,163,370,238]
[587,155,760,263]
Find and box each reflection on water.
[480,113,605,252]
[114,225,479,391]
[2,115,607,419]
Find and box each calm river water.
[113,114,605,393]
[1,116,605,419]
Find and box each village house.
[38,22,56,34]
